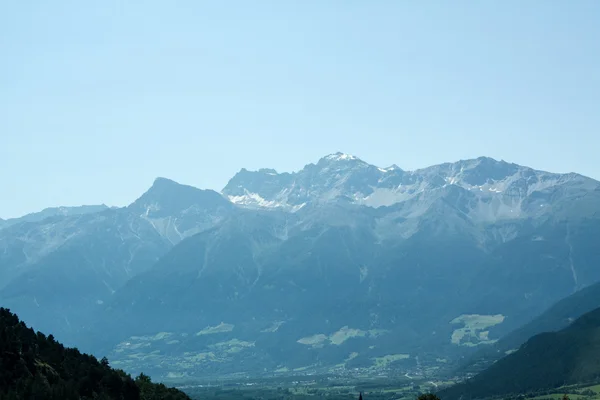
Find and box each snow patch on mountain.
[228,190,287,209]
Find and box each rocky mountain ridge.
[0,205,110,230]
[223,153,598,222]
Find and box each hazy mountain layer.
[1,154,599,378]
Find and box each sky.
[1,1,599,218]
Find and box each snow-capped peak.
[220,155,599,224]
[228,190,283,208]
[378,164,400,173]
[324,152,358,161]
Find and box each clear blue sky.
[1,1,599,218]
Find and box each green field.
[450,314,505,346]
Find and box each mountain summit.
[129,177,230,218]
[128,177,234,243]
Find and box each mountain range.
[1,153,600,379]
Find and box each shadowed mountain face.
[461,280,600,374]
[439,307,600,400]
[1,154,600,378]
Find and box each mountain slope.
[0,179,235,346]
[500,281,600,351]
[463,280,600,374]
[0,307,189,400]
[97,204,488,377]
[0,208,172,344]
[439,307,600,400]
[99,211,600,377]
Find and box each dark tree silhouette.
[418,394,441,400]
[0,307,190,400]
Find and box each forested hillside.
[0,307,190,400]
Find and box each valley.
[181,379,600,400]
